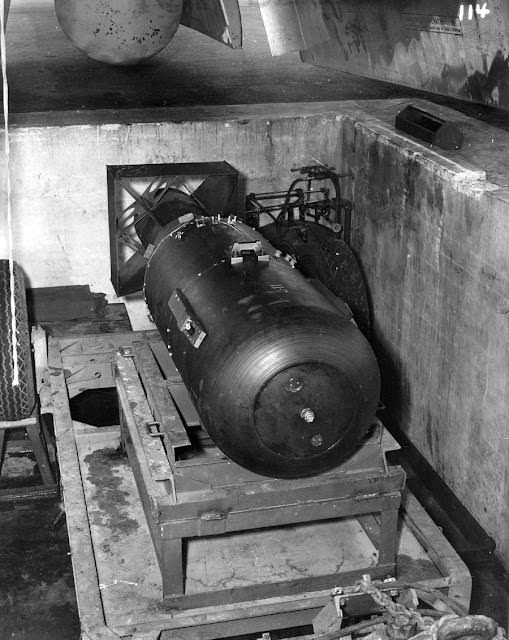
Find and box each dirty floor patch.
[0,501,79,640]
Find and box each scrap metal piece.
[181,0,242,48]
[396,105,464,150]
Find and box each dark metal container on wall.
[144,215,380,478]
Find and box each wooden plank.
[381,426,401,454]
[162,492,402,539]
[0,416,37,429]
[401,490,471,613]
[171,452,395,494]
[72,423,382,632]
[116,370,178,593]
[166,382,201,428]
[162,565,394,609]
[26,423,55,486]
[0,484,58,504]
[47,316,132,338]
[66,416,468,636]
[49,330,469,636]
[47,338,119,640]
[65,361,116,398]
[117,588,334,637]
[57,330,160,354]
[61,353,114,367]
[150,341,201,428]
[161,538,184,597]
[114,352,174,596]
[149,341,179,378]
[31,324,47,394]
[0,430,5,475]
[378,508,399,565]
[26,285,98,322]
[163,607,320,640]
[170,444,387,490]
[357,514,380,547]
[133,341,191,456]
[169,423,394,495]
[163,467,406,520]
[115,355,173,485]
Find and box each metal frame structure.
[115,339,404,603]
[107,162,239,296]
[0,327,57,505]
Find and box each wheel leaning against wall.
[0,259,36,421]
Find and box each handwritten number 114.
[458,3,490,20]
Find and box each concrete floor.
[1,430,508,640]
[0,500,79,640]
[6,0,418,112]
[4,0,509,131]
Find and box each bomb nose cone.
[54,0,183,65]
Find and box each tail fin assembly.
[181,0,242,49]
[258,0,509,110]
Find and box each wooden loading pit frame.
[48,331,472,640]
[115,338,405,605]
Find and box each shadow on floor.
[0,500,80,640]
[0,473,508,639]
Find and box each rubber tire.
[0,260,36,421]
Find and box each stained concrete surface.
[6,0,421,112]
[4,0,509,132]
[1,438,508,640]
[0,501,79,640]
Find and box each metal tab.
[146,421,164,438]
[230,240,270,265]
[168,289,207,349]
[178,212,196,224]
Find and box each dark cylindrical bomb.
[144,215,380,478]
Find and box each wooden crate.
[113,337,406,606]
[48,332,471,640]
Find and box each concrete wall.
[3,100,509,566]
[4,105,346,295]
[338,101,509,566]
